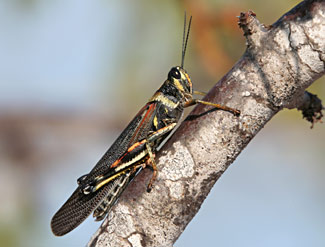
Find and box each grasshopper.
[51,15,240,236]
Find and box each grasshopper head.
[167,66,193,99]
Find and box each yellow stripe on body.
[114,149,148,172]
[150,93,179,109]
[183,72,192,90]
[153,116,158,128]
[172,78,185,92]
[147,122,177,142]
[94,149,148,191]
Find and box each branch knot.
[238,11,269,49]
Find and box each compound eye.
[168,67,181,80]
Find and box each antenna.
[181,13,192,68]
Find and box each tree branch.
[88,1,325,246]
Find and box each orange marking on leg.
[111,139,147,168]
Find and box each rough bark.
[88,1,325,246]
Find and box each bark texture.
[89,1,325,246]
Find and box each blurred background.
[0,0,324,246]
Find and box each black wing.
[84,102,158,182]
[50,167,141,236]
[51,102,157,236]
[51,179,113,236]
